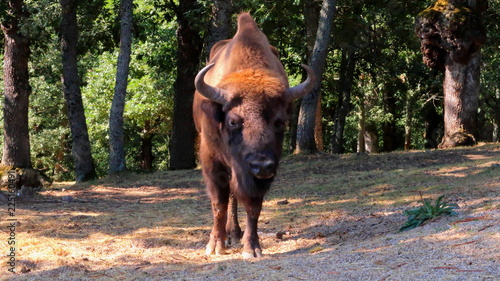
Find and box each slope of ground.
[2,143,499,280]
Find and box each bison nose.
[249,160,276,179]
[247,155,277,179]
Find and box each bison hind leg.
[226,192,242,247]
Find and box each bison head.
[195,64,315,188]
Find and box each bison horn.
[195,63,228,105]
[285,64,317,101]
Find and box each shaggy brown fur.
[193,12,313,259]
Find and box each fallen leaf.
[391,263,407,269]
[268,266,282,270]
[451,216,491,224]
[478,223,496,232]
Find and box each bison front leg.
[241,196,264,258]
[203,165,231,256]
[206,200,228,255]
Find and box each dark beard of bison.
[228,152,274,199]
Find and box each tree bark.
[205,0,233,55]
[169,0,203,170]
[404,92,418,151]
[485,92,500,142]
[357,96,366,153]
[289,0,321,153]
[415,0,488,149]
[109,0,133,173]
[439,52,481,148]
[295,0,337,154]
[423,99,443,149]
[140,137,154,172]
[1,0,32,169]
[381,82,398,152]
[60,0,97,182]
[332,47,355,154]
[364,123,378,153]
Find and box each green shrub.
[400,194,458,231]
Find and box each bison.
[193,12,316,258]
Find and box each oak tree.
[416,0,488,148]
[60,0,97,182]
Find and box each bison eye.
[228,119,242,129]
[273,119,286,132]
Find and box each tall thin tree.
[295,0,337,154]
[60,0,97,182]
[1,0,32,169]
[332,47,356,154]
[289,0,321,152]
[109,0,133,173]
[169,0,203,169]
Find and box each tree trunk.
[415,0,488,149]
[332,47,355,154]
[296,0,337,154]
[288,101,300,153]
[423,100,442,149]
[60,0,97,182]
[205,0,233,55]
[404,92,418,151]
[169,0,202,170]
[357,97,366,154]
[109,0,133,173]
[289,0,321,153]
[364,123,378,153]
[140,136,154,172]
[485,92,500,142]
[314,95,324,151]
[381,82,398,152]
[1,0,32,169]
[439,52,481,148]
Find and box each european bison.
[193,12,316,258]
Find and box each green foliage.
[1,0,499,181]
[82,46,174,175]
[400,194,458,232]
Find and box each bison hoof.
[205,239,226,256]
[242,247,263,259]
[226,231,242,247]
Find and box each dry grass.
[2,143,499,280]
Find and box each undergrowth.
[400,192,458,231]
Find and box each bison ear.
[270,45,280,59]
[201,100,225,124]
[210,39,231,60]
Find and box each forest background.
[0,0,499,183]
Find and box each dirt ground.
[2,143,499,280]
